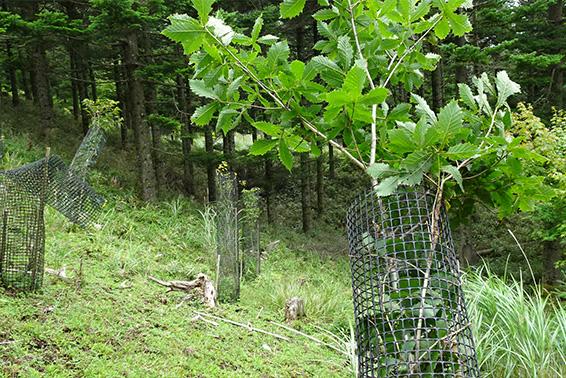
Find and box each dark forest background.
[0,0,564,285]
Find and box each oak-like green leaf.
[445,143,478,160]
[278,138,294,171]
[249,139,278,155]
[280,0,307,19]
[254,121,282,137]
[495,70,521,108]
[192,0,215,23]
[189,79,218,99]
[367,163,396,179]
[191,102,218,126]
[441,165,463,190]
[374,176,400,197]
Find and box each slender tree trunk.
[6,41,19,107]
[69,48,80,119]
[32,43,53,139]
[88,63,97,101]
[300,153,311,233]
[205,125,216,202]
[176,73,195,196]
[455,36,468,84]
[549,1,563,108]
[328,143,335,179]
[431,45,443,112]
[30,68,38,105]
[542,240,562,286]
[124,31,157,202]
[223,130,236,165]
[316,143,324,216]
[22,68,32,101]
[145,83,164,196]
[113,59,128,148]
[76,48,90,134]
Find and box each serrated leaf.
[495,71,521,107]
[206,16,234,45]
[249,139,278,155]
[310,55,344,76]
[388,128,416,153]
[257,35,279,45]
[412,93,437,123]
[313,8,338,21]
[434,17,450,39]
[311,142,321,157]
[342,65,366,95]
[251,14,263,41]
[267,41,290,67]
[278,138,294,171]
[374,176,400,197]
[192,0,215,23]
[290,60,305,80]
[226,76,244,98]
[189,79,218,99]
[280,0,307,19]
[458,83,477,110]
[367,163,396,179]
[254,121,282,137]
[441,165,463,190]
[436,101,463,141]
[162,15,205,54]
[445,143,478,159]
[191,102,218,126]
[446,11,472,36]
[216,108,239,133]
[360,87,388,105]
[337,35,353,69]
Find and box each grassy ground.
[0,105,354,377]
[1,104,565,377]
[0,196,354,378]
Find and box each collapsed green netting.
[0,127,105,291]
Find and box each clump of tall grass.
[464,269,566,378]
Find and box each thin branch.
[383,15,442,89]
[193,311,290,341]
[204,27,367,170]
[348,0,378,169]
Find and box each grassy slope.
[1,104,565,377]
[0,105,353,377]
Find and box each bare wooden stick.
[194,311,289,341]
[270,321,346,356]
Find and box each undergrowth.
[0,104,564,377]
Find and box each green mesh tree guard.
[216,170,240,302]
[240,188,261,279]
[346,188,480,377]
[0,127,106,291]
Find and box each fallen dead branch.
[194,311,289,341]
[149,273,217,308]
[270,321,346,356]
[45,267,69,281]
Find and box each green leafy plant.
[163,0,546,216]
[82,99,122,132]
[162,1,552,374]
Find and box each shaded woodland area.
[0,1,565,377]
[0,1,564,282]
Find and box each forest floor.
[1,105,565,377]
[0,106,355,377]
[0,196,354,377]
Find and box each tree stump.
[285,297,305,322]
